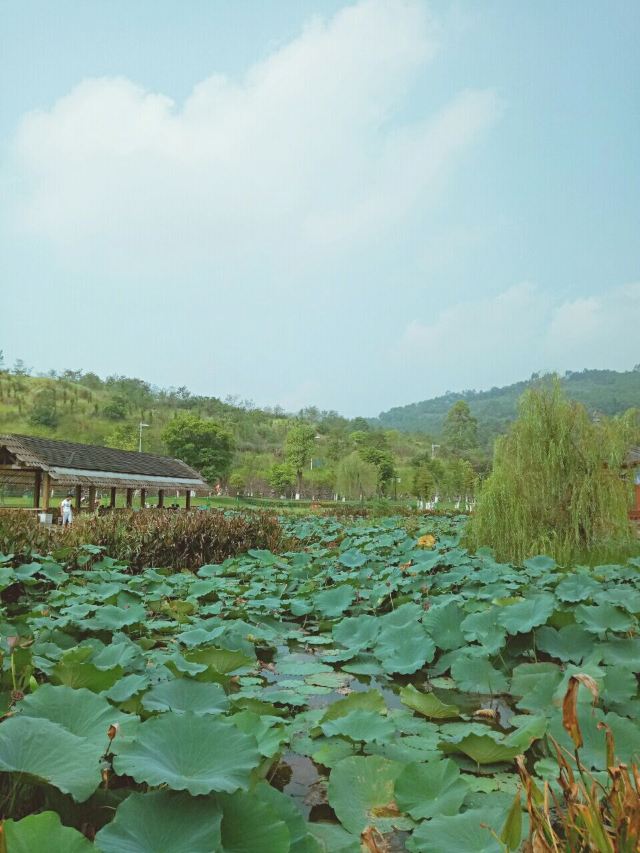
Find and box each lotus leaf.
[328,755,406,835]
[113,712,261,795]
[95,791,223,853]
[142,679,229,715]
[321,709,395,742]
[395,759,468,820]
[2,811,95,853]
[400,684,460,719]
[497,594,556,635]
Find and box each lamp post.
[138,422,149,453]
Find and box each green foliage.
[467,380,636,563]
[102,394,129,420]
[268,462,296,495]
[285,423,316,493]
[105,423,137,450]
[336,451,378,500]
[163,413,235,483]
[442,401,478,455]
[28,388,58,428]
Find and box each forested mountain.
[373,368,640,447]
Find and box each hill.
[373,368,640,447]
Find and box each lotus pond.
[1,513,639,852]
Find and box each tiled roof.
[0,433,209,491]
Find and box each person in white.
[60,495,74,527]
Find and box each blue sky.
[1,0,638,416]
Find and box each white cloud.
[397,282,640,392]
[5,0,500,278]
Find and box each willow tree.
[466,380,636,564]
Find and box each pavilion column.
[41,473,50,511]
[88,485,96,513]
[126,488,133,508]
[140,488,146,509]
[75,485,82,512]
[110,487,117,508]
[184,490,191,511]
[158,489,164,508]
[33,470,42,509]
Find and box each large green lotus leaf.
[321,710,395,743]
[341,654,384,676]
[95,790,222,853]
[229,711,286,758]
[0,716,101,802]
[328,755,406,835]
[338,549,367,568]
[439,732,522,764]
[574,603,635,634]
[313,586,355,618]
[422,602,466,650]
[308,823,360,852]
[278,660,333,676]
[320,690,386,723]
[254,783,321,853]
[17,684,139,747]
[89,604,148,630]
[106,674,151,703]
[332,614,379,649]
[601,666,637,706]
[399,685,460,719]
[311,737,357,768]
[380,602,423,629]
[2,811,95,853]
[460,608,506,654]
[113,712,260,795]
[497,594,556,635]
[535,625,593,663]
[219,789,290,853]
[596,637,640,668]
[183,646,255,681]
[92,641,143,671]
[395,759,468,820]
[375,631,435,675]
[52,647,124,692]
[141,679,228,715]
[524,555,557,574]
[594,586,640,613]
[509,662,563,715]
[450,656,508,694]
[555,573,600,602]
[407,806,509,853]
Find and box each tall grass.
[466,380,637,564]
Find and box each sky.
[1,0,638,416]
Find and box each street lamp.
[138,423,149,453]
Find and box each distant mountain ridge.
[372,369,640,442]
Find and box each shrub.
[0,509,283,571]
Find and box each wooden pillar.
[88,485,96,514]
[75,485,82,512]
[33,470,42,509]
[184,490,191,511]
[110,487,117,508]
[140,488,146,508]
[158,489,164,508]
[41,472,50,511]
[126,488,133,508]
[635,483,640,513]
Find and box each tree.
[268,463,296,496]
[336,452,378,500]
[106,424,137,451]
[285,423,316,496]
[103,395,129,420]
[412,465,435,500]
[466,380,636,563]
[28,388,58,428]
[358,446,395,495]
[442,401,478,455]
[163,414,234,484]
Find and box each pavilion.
[0,433,209,512]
